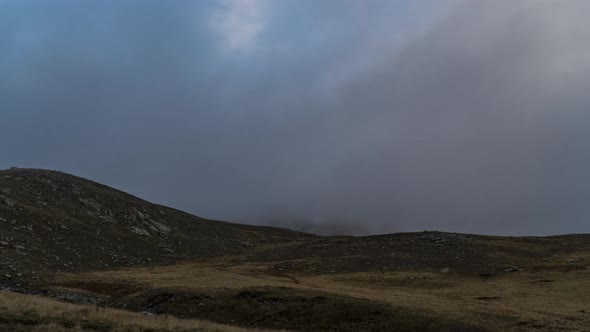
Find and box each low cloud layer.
[2,0,590,235]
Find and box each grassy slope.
[2,168,590,331]
[0,290,282,332]
[53,251,590,332]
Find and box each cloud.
[2,0,590,236]
[210,0,270,52]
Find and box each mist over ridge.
[2,0,590,235]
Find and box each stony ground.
[0,168,309,288]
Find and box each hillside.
[0,168,589,331]
[0,168,309,287]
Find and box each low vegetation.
[1,169,589,331]
[53,256,590,331]
[0,290,282,331]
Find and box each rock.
[16,273,22,277]
[440,268,450,273]
[0,241,8,246]
[198,302,206,306]
[0,196,15,207]
[567,259,577,263]
[505,266,522,272]
[131,226,150,236]
[13,245,25,250]
[5,274,11,278]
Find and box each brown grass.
[54,258,590,331]
[0,290,284,332]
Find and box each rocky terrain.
[0,167,589,331]
[245,231,590,276]
[0,167,309,288]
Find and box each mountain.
[1,167,589,331]
[0,168,309,285]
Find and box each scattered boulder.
[440,268,450,273]
[131,226,150,236]
[505,266,522,272]
[0,195,15,207]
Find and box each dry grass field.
[0,290,283,332]
[52,250,590,331]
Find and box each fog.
[2,0,590,235]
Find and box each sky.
[2,0,590,235]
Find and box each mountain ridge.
[0,167,310,287]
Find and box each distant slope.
[0,168,310,286]
[245,231,590,275]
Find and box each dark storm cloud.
[1,0,590,235]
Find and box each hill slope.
[1,167,589,331]
[0,168,309,286]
